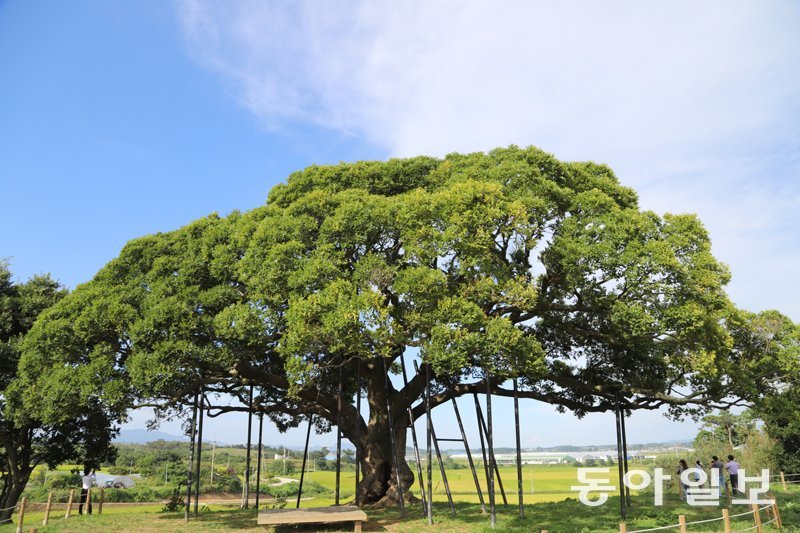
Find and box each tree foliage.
[17,146,797,503]
[0,262,119,519]
[742,311,800,473]
[697,411,756,449]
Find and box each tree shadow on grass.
[155,509,260,530]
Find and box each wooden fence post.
[42,492,53,526]
[752,503,763,533]
[14,496,26,533]
[65,488,75,518]
[772,501,783,528]
[619,522,627,533]
[85,487,91,515]
[721,508,731,533]
[98,487,104,515]
[780,471,787,491]
[678,514,687,533]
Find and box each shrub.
[46,472,81,489]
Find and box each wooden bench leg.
[354,520,362,533]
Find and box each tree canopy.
[0,262,119,519]
[17,146,798,503]
[745,311,800,472]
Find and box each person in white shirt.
[725,455,741,495]
[79,467,96,515]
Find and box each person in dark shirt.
[710,456,726,497]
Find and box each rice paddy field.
[300,463,581,505]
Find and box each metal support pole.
[383,358,406,517]
[425,363,433,525]
[335,364,343,506]
[184,392,198,522]
[194,390,205,516]
[475,395,508,505]
[514,379,524,518]
[411,362,455,514]
[486,372,496,529]
[474,393,492,494]
[620,400,631,507]
[429,420,456,514]
[614,396,627,521]
[243,385,253,509]
[354,361,361,507]
[297,416,313,508]
[400,355,427,516]
[452,396,486,513]
[255,412,264,509]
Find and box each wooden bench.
[257,506,367,532]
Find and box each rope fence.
[770,471,800,490]
[682,516,723,526]
[0,488,132,530]
[0,488,266,529]
[0,502,20,530]
[622,501,782,533]
[623,523,679,532]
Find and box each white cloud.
[176,0,800,320]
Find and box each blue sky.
[1,1,798,449]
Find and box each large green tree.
[697,411,756,449]
[0,263,119,521]
[744,311,800,473]
[18,146,781,505]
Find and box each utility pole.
[210,435,216,485]
[283,447,287,476]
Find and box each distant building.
[448,452,573,465]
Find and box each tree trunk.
[351,368,417,507]
[355,420,417,506]
[0,474,30,523]
[0,430,34,524]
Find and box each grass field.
[301,463,582,505]
[1,488,797,532]
[3,464,797,532]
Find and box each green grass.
[3,466,797,532]
[2,491,797,533]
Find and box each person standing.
[725,455,742,495]
[677,459,690,500]
[710,456,726,497]
[694,459,705,486]
[79,467,96,515]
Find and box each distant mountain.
[115,429,187,444]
